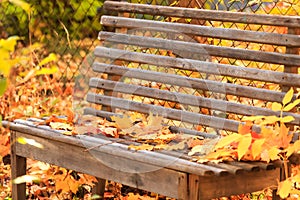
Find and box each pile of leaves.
[39,88,300,199]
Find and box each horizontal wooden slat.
[89,78,300,125]
[5,121,227,176]
[103,1,300,28]
[86,93,243,132]
[94,47,300,87]
[98,31,300,66]
[92,62,287,103]
[83,108,219,138]
[101,16,300,47]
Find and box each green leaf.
[0,115,2,127]
[282,88,294,105]
[35,66,58,76]
[38,53,57,66]
[283,99,300,112]
[9,0,31,14]
[0,77,7,96]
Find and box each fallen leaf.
[237,134,252,160]
[50,122,73,131]
[111,115,133,129]
[214,133,241,150]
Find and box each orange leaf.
[237,134,252,160]
[238,122,252,135]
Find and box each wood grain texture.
[98,32,300,66]
[11,131,27,200]
[13,131,185,198]
[94,47,300,87]
[7,123,225,176]
[196,169,280,200]
[92,62,288,103]
[89,78,300,125]
[103,1,300,28]
[86,93,242,132]
[101,16,300,47]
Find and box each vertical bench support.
[11,131,27,200]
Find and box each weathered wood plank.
[196,169,280,200]
[6,123,225,176]
[103,1,300,28]
[94,47,300,87]
[13,131,186,198]
[86,93,242,132]
[98,31,300,66]
[11,131,27,200]
[101,16,300,47]
[89,78,300,125]
[283,27,300,92]
[82,108,219,138]
[92,62,288,103]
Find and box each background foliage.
[0,0,299,199]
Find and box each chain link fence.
[0,0,298,82]
[0,0,299,124]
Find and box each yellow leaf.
[9,0,31,14]
[166,141,186,151]
[13,175,40,184]
[286,145,295,158]
[17,137,44,148]
[271,102,282,111]
[283,99,300,111]
[293,140,300,152]
[0,36,20,52]
[111,115,133,129]
[280,116,295,123]
[282,88,294,105]
[251,138,265,159]
[35,66,58,76]
[38,53,57,66]
[128,144,154,151]
[242,115,265,121]
[260,116,280,125]
[237,134,252,160]
[277,179,292,199]
[189,145,204,156]
[50,122,73,131]
[214,133,242,150]
[268,146,280,161]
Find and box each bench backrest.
[85,1,300,137]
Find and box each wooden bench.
[4,1,300,199]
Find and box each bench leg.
[92,178,106,199]
[11,131,27,200]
